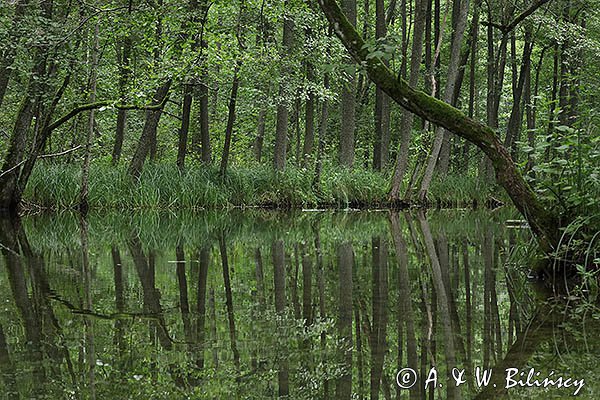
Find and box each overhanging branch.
[46,94,170,134]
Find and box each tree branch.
[46,95,170,134]
[483,0,553,34]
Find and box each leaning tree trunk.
[128,80,172,179]
[0,45,48,213]
[417,0,470,201]
[219,62,241,177]
[317,0,558,252]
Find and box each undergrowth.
[23,160,498,210]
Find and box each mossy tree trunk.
[316,0,558,252]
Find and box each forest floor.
[22,160,504,211]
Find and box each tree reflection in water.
[0,211,595,399]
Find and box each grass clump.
[23,160,494,211]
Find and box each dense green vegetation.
[23,160,497,209]
[0,0,598,256]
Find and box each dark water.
[0,210,596,399]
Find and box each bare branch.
[483,0,553,34]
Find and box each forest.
[0,0,599,398]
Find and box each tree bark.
[338,0,357,169]
[177,83,193,170]
[273,0,295,172]
[220,62,241,177]
[336,242,353,400]
[128,79,172,179]
[372,0,391,171]
[314,73,330,187]
[302,59,316,167]
[504,30,533,160]
[80,20,100,213]
[389,0,428,200]
[112,0,133,165]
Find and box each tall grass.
[23,160,497,210]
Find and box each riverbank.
[23,161,502,211]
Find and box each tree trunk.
[336,242,353,400]
[338,0,357,169]
[111,1,133,165]
[177,83,193,170]
[369,237,388,400]
[220,62,241,177]
[418,0,470,201]
[128,80,171,179]
[373,0,390,171]
[80,20,100,213]
[314,73,330,187]
[254,100,267,162]
[272,238,289,396]
[0,47,47,212]
[273,0,294,172]
[504,30,533,160]
[389,0,428,200]
[302,59,316,167]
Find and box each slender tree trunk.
[373,0,391,171]
[390,213,419,399]
[389,0,428,200]
[314,73,330,187]
[112,0,133,165]
[418,213,459,399]
[504,30,533,160]
[220,234,240,369]
[273,0,294,172]
[254,100,268,162]
[220,62,241,177]
[370,237,388,400]
[80,20,100,213]
[302,59,316,167]
[272,239,289,396]
[112,246,126,356]
[418,0,470,201]
[177,83,193,170]
[338,0,357,169]
[196,247,210,369]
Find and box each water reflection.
[0,211,595,399]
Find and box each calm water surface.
[0,210,596,399]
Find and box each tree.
[316,0,558,251]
